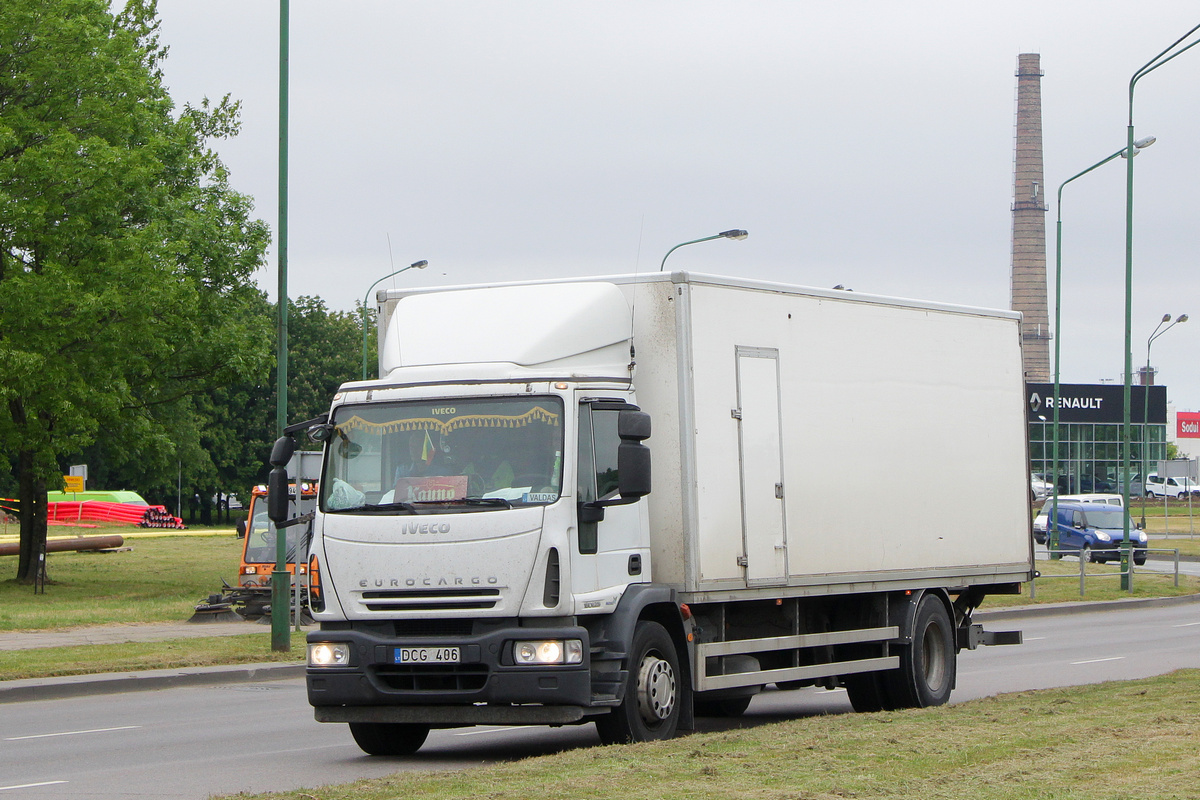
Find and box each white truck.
[267,272,1033,755]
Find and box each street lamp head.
[1161,313,1173,323]
[1177,314,1189,323]
[410,260,428,270]
[719,229,749,240]
[1121,136,1157,157]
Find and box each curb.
[0,661,304,705]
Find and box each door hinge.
[731,408,742,420]
[736,555,748,567]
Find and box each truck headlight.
[308,642,351,667]
[1095,532,1112,542]
[1136,531,1148,542]
[513,639,583,665]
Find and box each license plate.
[394,646,460,664]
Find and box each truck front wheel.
[348,722,430,756]
[595,621,681,744]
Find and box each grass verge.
[209,669,1200,800]
[1,631,305,681]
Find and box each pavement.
[3,594,1199,705]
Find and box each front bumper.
[306,621,596,717]
[1088,543,1147,561]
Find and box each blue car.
[1048,502,1148,565]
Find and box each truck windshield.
[321,396,564,513]
[244,513,308,563]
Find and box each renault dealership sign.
[1026,383,1166,424]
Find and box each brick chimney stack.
[1011,53,1050,382]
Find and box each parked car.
[1056,475,1114,494]
[1143,474,1198,499]
[1032,494,1123,544]
[1046,502,1147,564]
[1030,473,1053,502]
[1119,474,1146,497]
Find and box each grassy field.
[0,526,244,631]
[208,669,1200,800]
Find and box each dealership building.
[1027,382,1168,493]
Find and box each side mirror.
[617,441,651,499]
[615,408,651,500]
[269,435,296,468]
[618,409,651,441]
[267,466,290,525]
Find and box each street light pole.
[1050,138,1154,558]
[271,0,291,653]
[659,229,748,272]
[1141,313,1188,528]
[361,260,428,380]
[1121,22,1200,591]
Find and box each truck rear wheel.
[595,621,681,744]
[348,722,430,756]
[886,594,955,709]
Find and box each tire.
[843,672,888,713]
[348,722,430,756]
[1134,552,1147,566]
[595,621,681,744]
[1081,545,1093,563]
[694,695,753,718]
[884,594,956,709]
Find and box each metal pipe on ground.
[0,535,125,557]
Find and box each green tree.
[64,295,366,526]
[0,0,271,581]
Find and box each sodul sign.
[1178,411,1200,439]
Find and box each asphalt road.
[2,601,1198,799]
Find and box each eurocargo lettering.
[266,272,1033,755]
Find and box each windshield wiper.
[328,501,417,514]
[413,497,514,509]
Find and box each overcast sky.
[152,1,1200,409]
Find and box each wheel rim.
[921,621,947,693]
[636,653,677,724]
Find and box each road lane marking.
[1173,622,1200,628]
[1071,657,1126,665]
[0,782,68,792]
[5,725,141,741]
[1023,637,1047,641]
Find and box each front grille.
[392,619,475,637]
[359,588,500,612]
[375,663,488,692]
